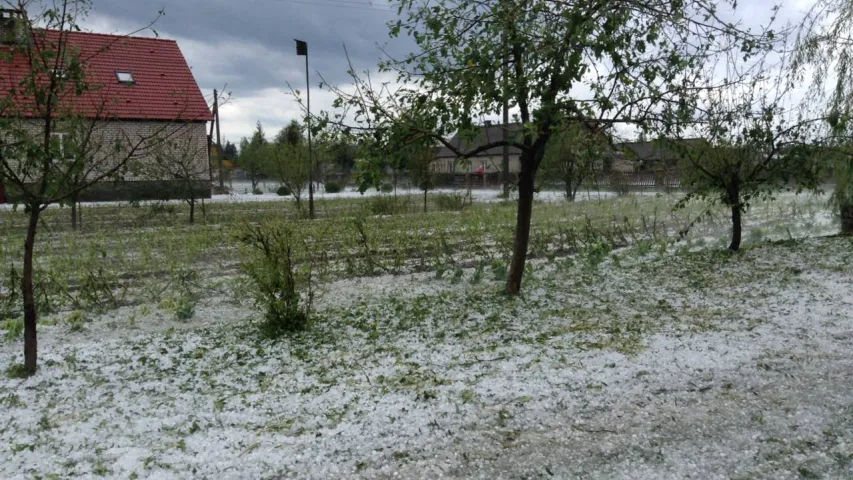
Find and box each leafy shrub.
[277,185,292,196]
[324,182,342,194]
[174,296,195,320]
[610,173,632,196]
[1,317,23,342]
[160,295,196,321]
[252,188,264,195]
[6,363,27,379]
[585,241,613,267]
[66,310,86,332]
[72,267,123,312]
[149,202,178,216]
[434,193,467,211]
[32,268,63,317]
[490,259,508,281]
[380,183,394,193]
[0,265,20,320]
[238,222,315,337]
[369,196,413,216]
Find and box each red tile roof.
[0,30,213,122]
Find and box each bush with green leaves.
[72,267,123,312]
[252,188,264,195]
[162,295,195,321]
[434,193,467,211]
[276,185,292,196]
[324,182,342,194]
[368,195,413,216]
[66,310,86,332]
[0,265,20,320]
[2,317,23,342]
[238,221,315,337]
[380,183,394,193]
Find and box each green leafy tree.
[314,0,776,294]
[0,2,179,375]
[267,126,310,210]
[406,140,436,212]
[223,141,238,161]
[792,0,853,234]
[540,123,609,201]
[278,120,303,147]
[659,78,823,250]
[238,121,267,191]
[329,140,357,172]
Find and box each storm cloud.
[79,0,407,142]
[73,0,814,143]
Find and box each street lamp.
[295,39,315,219]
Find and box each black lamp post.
[295,39,315,219]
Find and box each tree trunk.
[423,188,428,213]
[565,179,576,202]
[23,206,40,375]
[189,199,195,225]
[729,204,742,251]
[70,197,77,230]
[506,163,536,295]
[841,202,853,235]
[728,183,742,251]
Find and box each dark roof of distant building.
[616,138,705,162]
[435,123,524,158]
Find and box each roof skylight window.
[116,71,135,84]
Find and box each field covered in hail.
[1,188,852,479]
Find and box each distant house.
[433,121,615,177]
[615,138,705,173]
[433,122,523,175]
[0,12,213,202]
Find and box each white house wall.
[6,120,209,184]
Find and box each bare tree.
[266,140,310,211]
[147,132,211,224]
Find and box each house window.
[52,67,67,80]
[50,133,75,161]
[115,71,135,84]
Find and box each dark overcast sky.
[73,0,815,143]
[77,0,406,142]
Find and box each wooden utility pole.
[207,92,215,184]
[214,89,223,190]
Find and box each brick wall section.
[3,120,210,202]
[11,119,209,183]
[89,120,210,182]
